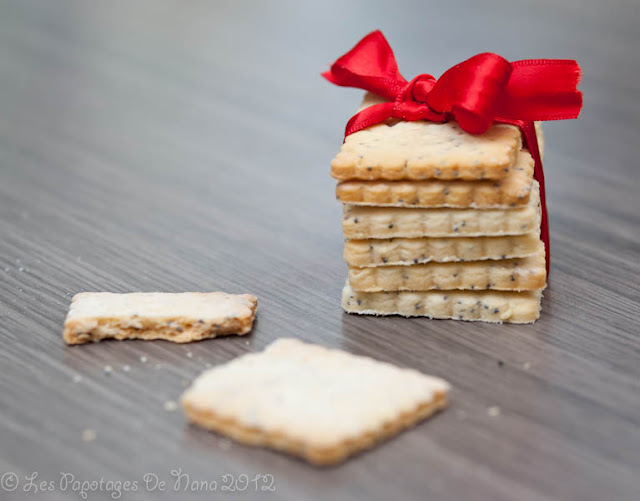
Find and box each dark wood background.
[1,1,639,500]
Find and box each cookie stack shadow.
[334,93,547,324]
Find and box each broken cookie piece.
[63,292,257,345]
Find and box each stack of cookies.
[334,94,547,323]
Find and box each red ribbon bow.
[323,30,583,277]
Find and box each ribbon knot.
[323,30,583,277]
[392,75,442,122]
[408,74,436,103]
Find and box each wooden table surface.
[1,1,639,500]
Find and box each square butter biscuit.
[342,282,543,324]
[336,150,534,208]
[181,338,449,465]
[344,233,542,268]
[342,181,541,239]
[331,93,522,181]
[348,247,546,293]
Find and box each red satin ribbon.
[323,31,583,277]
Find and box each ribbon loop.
[322,30,407,101]
[427,53,513,134]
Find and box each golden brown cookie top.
[331,93,522,181]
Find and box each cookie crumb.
[488,406,501,417]
[103,365,113,375]
[72,374,83,383]
[164,400,178,412]
[218,438,232,451]
[140,356,148,363]
[122,365,131,372]
[82,429,96,442]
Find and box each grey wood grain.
[0,0,639,500]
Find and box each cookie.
[63,292,258,345]
[343,181,541,239]
[330,93,522,181]
[344,233,542,268]
[348,249,546,292]
[342,282,542,324]
[181,338,449,465]
[336,149,534,208]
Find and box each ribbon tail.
[531,131,551,279]
[499,59,583,121]
[500,119,550,278]
[344,102,395,137]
